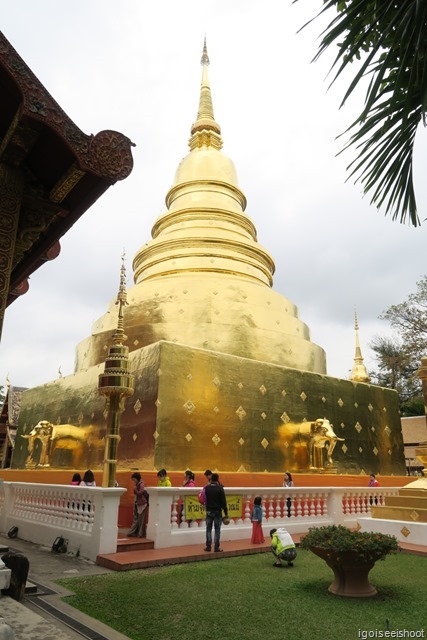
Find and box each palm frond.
[295,0,427,225]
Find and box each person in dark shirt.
[204,473,228,553]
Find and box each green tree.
[297,0,427,226]
[381,276,427,363]
[369,335,422,414]
[369,276,427,413]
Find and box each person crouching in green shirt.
[270,528,297,567]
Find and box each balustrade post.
[93,488,125,556]
[327,489,346,525]
[274,494,282,520]
[146,488,176,548]
[244,495,251,524]
[267,495,275,522]
[171,495,179,529]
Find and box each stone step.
[386,496,427,509]
[116,537,154,553]
[97,539,271,571]
[24,580,38,595]
[372,505,427,523]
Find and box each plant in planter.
[300,525,400,598]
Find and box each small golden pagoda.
[350,310,371,384]
[11,43,405,476]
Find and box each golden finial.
[113,252,128,345]
[350,307,371,383]
[201,36,209,65]
[6,374,10,389]
[58,366,63,378]
[354,308,359,332]
[190,38,222,149]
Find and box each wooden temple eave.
[0,30,135,338]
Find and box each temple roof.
[0,31,134,322]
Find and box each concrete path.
[0,534,129,640]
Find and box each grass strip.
[58,550,427,640]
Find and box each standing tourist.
[251,496,265,544]
[180,470,196,524]
[283,472,294,487]
[157,469,172,486]
[204,473,228,553]
[283,471,294,517]
[368,473,380,505]
[368,473,379,487]
[183,470,195,487]
[70,473,81,485]
[80,470,96,486]
[128,472,148,538]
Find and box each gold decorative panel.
[12,341,406,474]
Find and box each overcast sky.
[1,0,427,391]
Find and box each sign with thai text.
[183,495,243,521]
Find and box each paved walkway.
[0,534,128,640]
[1,532,426,640]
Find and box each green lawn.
[58,550,427,640]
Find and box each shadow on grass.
[298,577,404,600]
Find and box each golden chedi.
[74,41,325,376]
[12,42,405,476]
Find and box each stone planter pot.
[309,547,378,598]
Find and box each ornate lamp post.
[98,256,134,487]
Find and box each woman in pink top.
[368,473,379,487]
[180,470,195,525]
[183,470,195,487]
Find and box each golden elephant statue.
[278,417,345,471]
[21,420,105,469]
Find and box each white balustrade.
[144,486,399,548]
[0,482,400,555]
[0,482,125,561]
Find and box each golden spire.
[133,42,275,289]
[189,38,222,150]
[98,254,133,399]
[112,252,128,345]
[350,309,371,383]
[98,254,134,487]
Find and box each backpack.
[198,487,206,506]
[52,536,68,553]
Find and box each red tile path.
[96,532,427,571]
